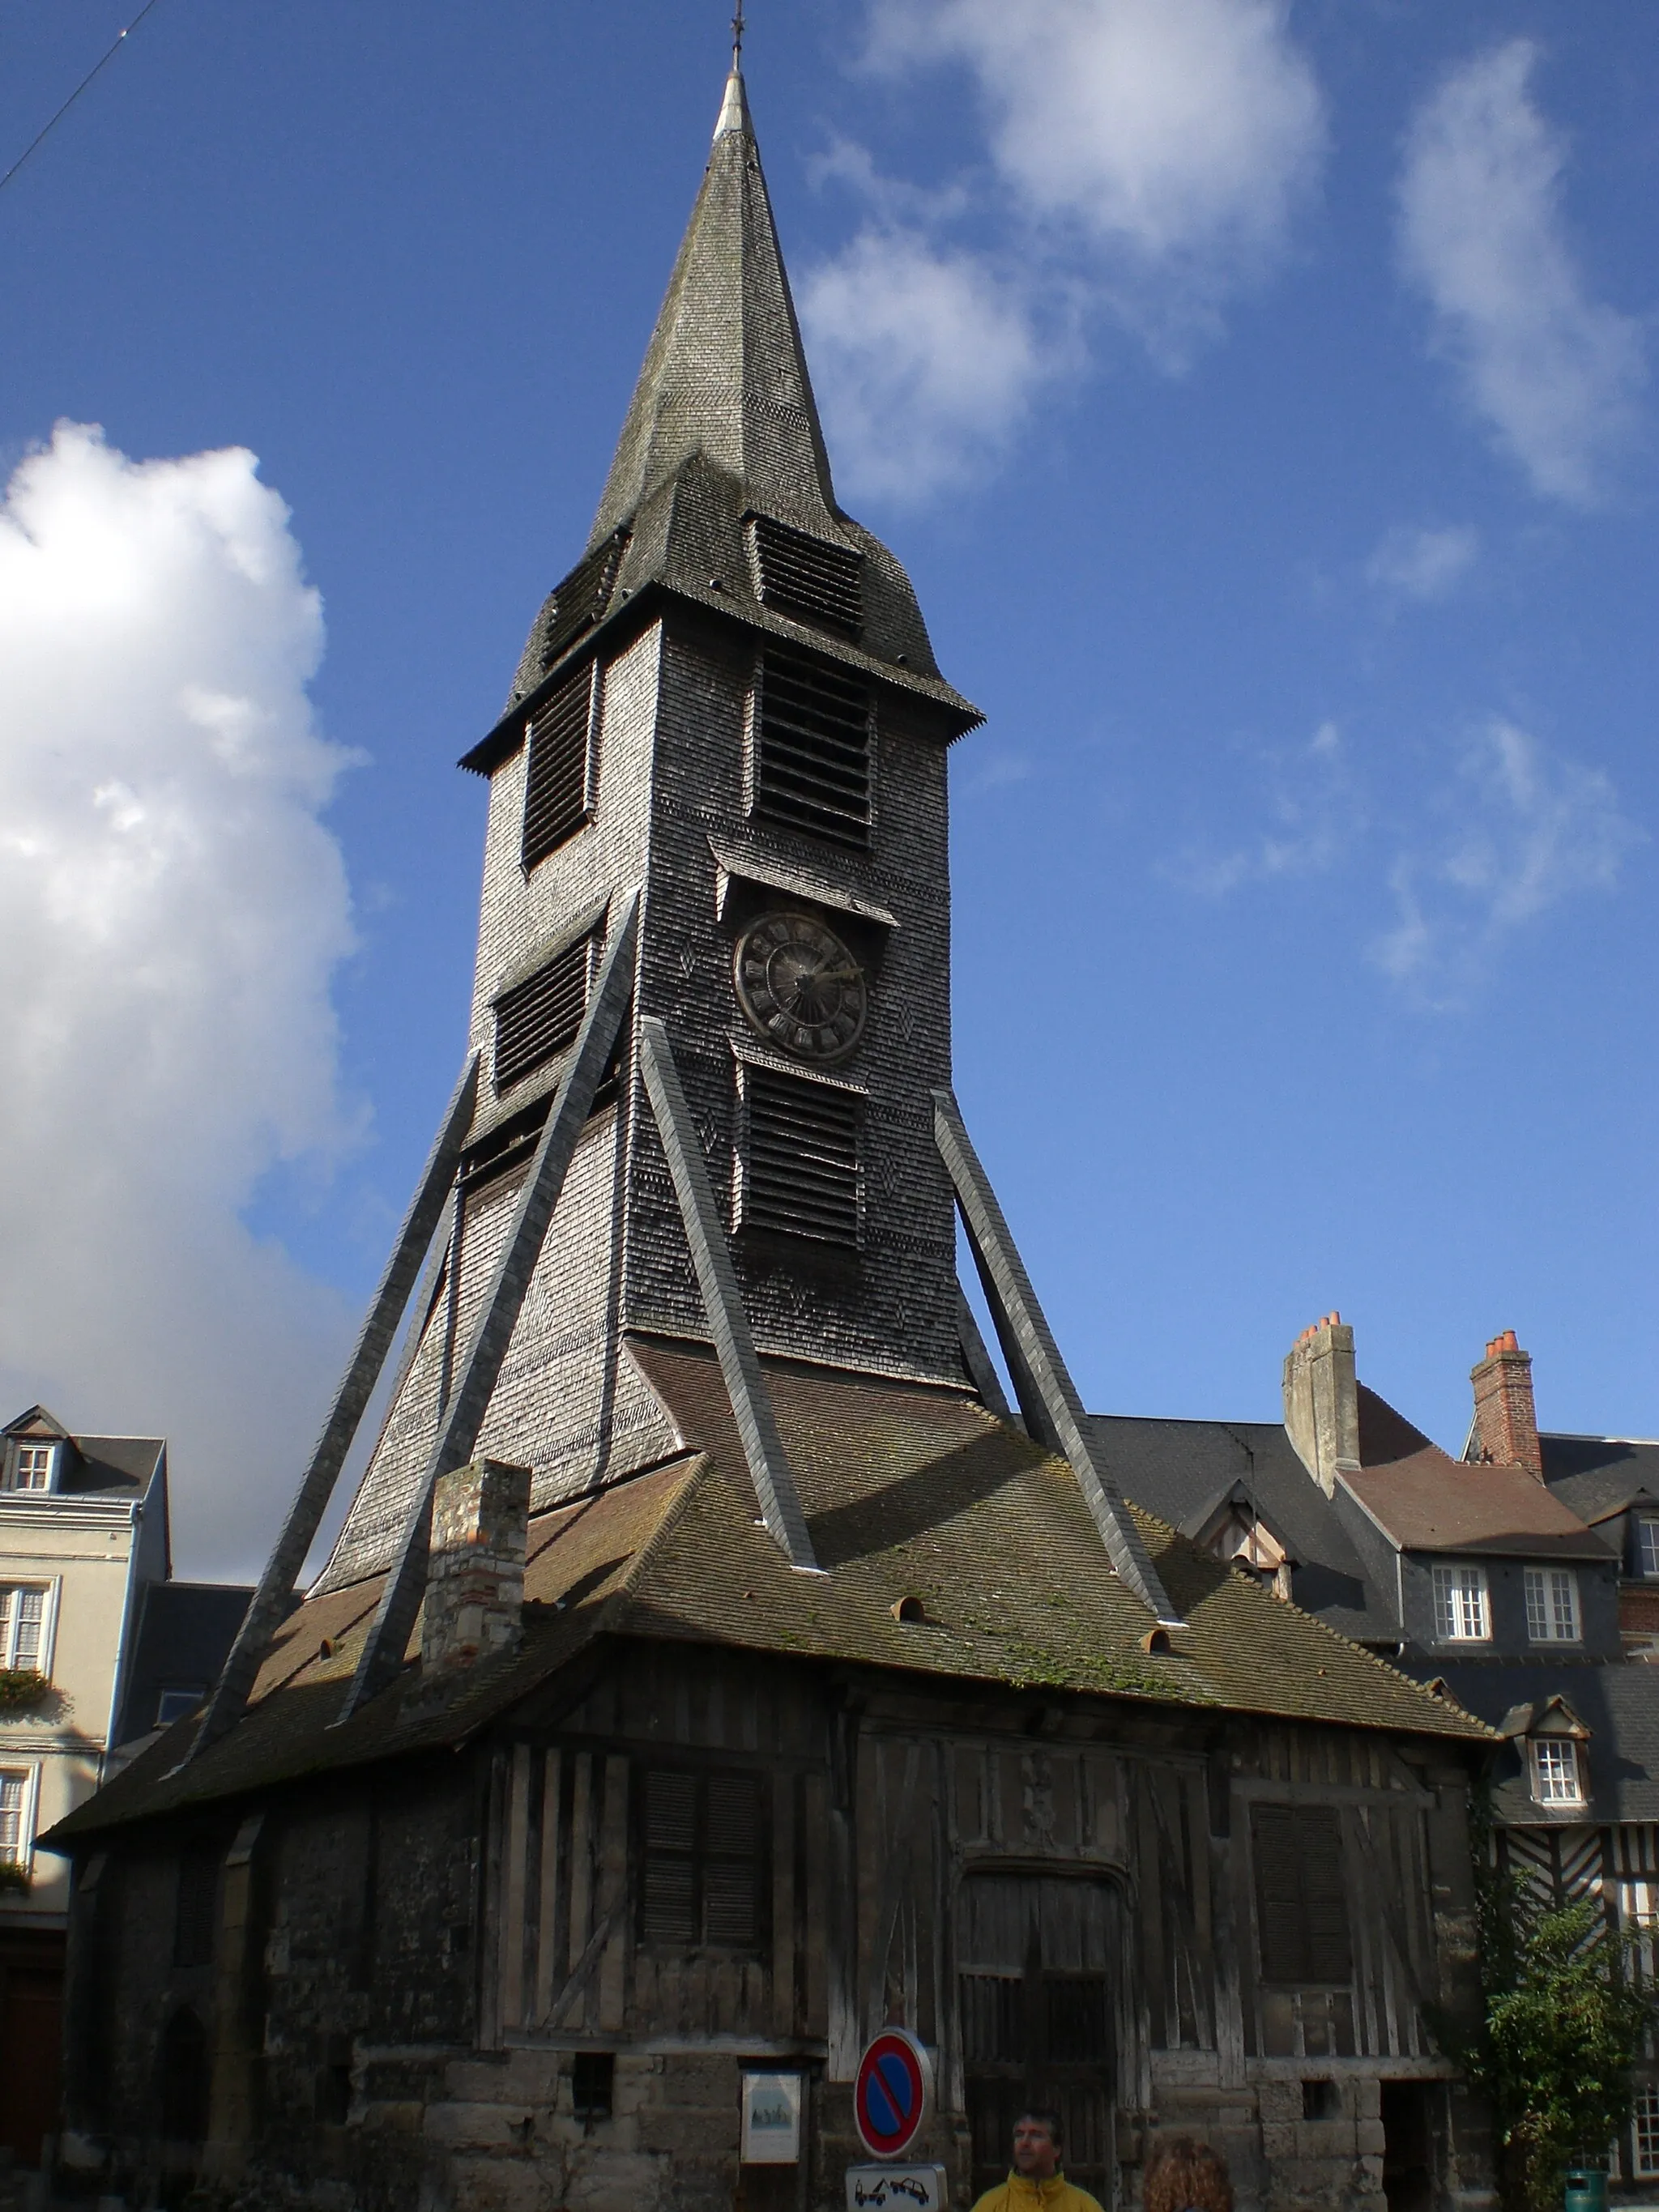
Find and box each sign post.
[847,2030,944,2212]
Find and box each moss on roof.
[47,1343,1486,1846]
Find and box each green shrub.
[0,1669,48,1711]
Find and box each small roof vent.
[748,514,862,638]
[889,1595,926,1625]
[1140,1627,1173,1656]
[539,528,631,673]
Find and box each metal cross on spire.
[731,0,745,67]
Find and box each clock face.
[734,910,868,1063]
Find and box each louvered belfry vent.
[539,527,629,673]
[1251,1805,1353,1984]
[493,933,592,1094]
[522,666,596,869]
[744,1066,860,1248]
[753,649,872,850]
[748,514,863,637]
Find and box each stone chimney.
[421,1458,532,1677]
[1469,1332,1542,1480]
[1282,1313,1360,1497]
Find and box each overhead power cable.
[0,0,164,201]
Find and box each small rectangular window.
[1634,2089,1659,2177]
[748,514,863,637]
[1252,1804,1352,1984]
[493,934,593,1094]
[10,1443,54,1492]
[1525,1566,1580,1643]
[1432,1562,1490,1642]
[521,665,597,869]
[0,1588,46,1673]
[1532,1739,1582,1805]
[572,2051,614,2122]
[156,1686,206,1728]
[1638,1519,1659,1579]
[0,1772,30,1865]
[752,649,872,849]
[741,1067,860,1249]
[639,1766,767,1955]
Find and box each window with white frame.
[0,1587,46,1673]
[8,1443,54,1493]
[1635,2088,1659,2178]
[1638,1518,1659,1580]
[1531,1738,1583,1805]
[1525,1566,1580,1643]
[0,1771,29,1866]
[1432,1562,1490,1641]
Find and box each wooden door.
[957,1874,1118,2207]
[0,1966,63,2165]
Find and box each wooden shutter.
[1251,1805,1352,1984]
[639,1767,767,1954]
[748,514,863,638]
[173,1843,221,1969]
[743,1068,860,1248]
[493,935,591,1093]
[521,666,596,868]
[641,1770,698,1946]
[753,649,872,848]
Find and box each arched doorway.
[957,1873,1120,2206]
[159,2007,210,2146]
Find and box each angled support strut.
[178,1051,482,1767]
[638,1016,818,1571]
[932,1089,1180,1626]
[337,890,642,1722]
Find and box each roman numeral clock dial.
[734,911,867,1063]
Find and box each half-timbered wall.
[60,1645,1489,2212]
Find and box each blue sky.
[1,2,1653,1575]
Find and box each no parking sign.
[852,2029,934,2160]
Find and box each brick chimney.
[1469,1332,1542,1480]
[421,1458,532,1677]
[1282,1313,1360,1497]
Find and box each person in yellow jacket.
[968,2111,1105,2212]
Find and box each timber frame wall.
[59,1639,1494,2212]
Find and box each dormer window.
[1531,1737,1583,1806]
[1525,1566,1580,1643]
[8,1443,55,1493]
[1432,1562,1490,1642]
[1637,1516,1659,1579]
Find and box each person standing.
[969,2111,1106,2212]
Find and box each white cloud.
[1163,720,1355,896]
[1397,40,1647,505]
[1367,522,1480,602]
[812,0,1325,497]
[0,423,360,1575]
[1373,719,1643,1003]
[800,229,1045,501]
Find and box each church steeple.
[589,56,840,548]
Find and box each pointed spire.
[587,58,840,547]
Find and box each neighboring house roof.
[1426,1660,1659,1825]
[46,1345,1486,1844]
[0,1407,164,1505]
[116,1582,255,1745]
[1340,1449,1615,1561]
[1541,1433,1659,1528]
[1086,1412,1396,1643]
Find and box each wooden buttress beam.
[932,1088,1181,1626]
[336,890,642,1722]
[177,1053,482,1767]
[637,1016,819,1572]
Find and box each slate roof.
[1426,1659,1659,1824]
[1341,1449,1616,1561]
[1085,1413,1395,1644]
[0,1406,164,1504]
[115,1581,255,1746]
[45,1345,1484,1846]
[1541,1432,1659,1526]
[464,65,978,776]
